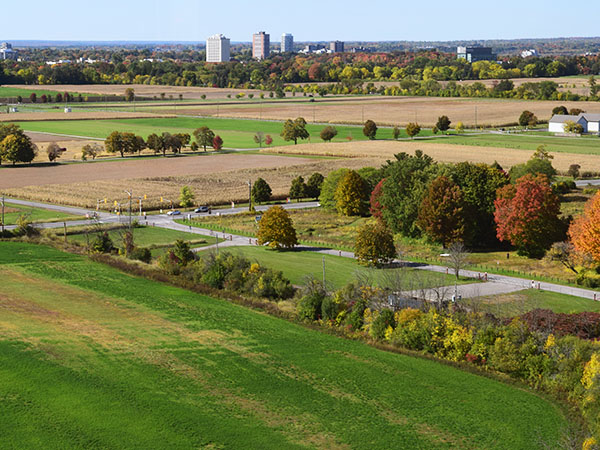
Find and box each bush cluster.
[297,279,600,443]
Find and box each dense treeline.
[2,51,600,92]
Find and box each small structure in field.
[549,113,600,134]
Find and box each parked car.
[194,206,209,213]
[166,210,181,216]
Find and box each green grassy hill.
[0,242,567,449]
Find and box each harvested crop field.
[154,96,600,127]
[0,111,174,122]
[2,156,381,210]
[0,154,318,189]
[261,140,600,172]
[3,84,266,100]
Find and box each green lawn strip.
[16,117,431,149]
[0,241,567,448]
[465,289,600,316]
[222,245,473,289]
[0,87,102,98]
[431,133,600,155]
[1,202,82,225]
[65,225,220,250]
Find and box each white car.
[166,210,181,216]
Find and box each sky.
[2,0,598,43]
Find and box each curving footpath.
[4,197,600,302]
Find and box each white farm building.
[549,113,600,134]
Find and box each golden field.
[151,96,600,127]
[1,154,383,210]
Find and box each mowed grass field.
[1,201,81,225]
[65,226,221,257]
[0,242,567,448]
[221,245,473,289]
[15,117,424,148]
[0,86,101,99]
[432,133,600,156]
[467,289,600,317]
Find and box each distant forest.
[1,40,600,102]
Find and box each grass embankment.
[223,245,472,289]
[1,202,81,225]
[16,117,431,149]
[64,225,221,257]
[466,289,600,317]
[0,241,568,448]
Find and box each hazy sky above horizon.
[3,0,597,42]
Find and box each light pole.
[124,190,132,230]
[1,194,4,234]
[248,180,252,212]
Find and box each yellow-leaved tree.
[334,170,368,216]
[257,206,298,250]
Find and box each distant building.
[281,33,294,53]
[329,41,344,53]
[299,44,325,54]
[549,113,600,134]
[253,32,270,60]
[521,49,538,58]
[456,46,496,62]
[0,42,17,60]
[206,34,231,63]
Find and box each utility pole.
[124,190,132,230]
[1,195,4,234]
[248,180,252,212]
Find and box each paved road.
[576,179,600,187]
[2,198,320,234]
[5,197,600,302]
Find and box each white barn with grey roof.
[548,113,600,134]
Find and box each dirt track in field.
[261,140,600,172]
[0,153,317,189]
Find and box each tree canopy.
[281,117,309,144]
[257,206,298,250]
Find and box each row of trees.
[3,50,600,90]
[104,127,223,157]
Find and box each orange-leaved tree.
[494,174,562,258]
[569,190,600,262]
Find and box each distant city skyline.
[2,0,599,43]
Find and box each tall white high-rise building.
[206,34,230,63]
[281,33,294,53]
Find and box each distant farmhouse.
[549,113,600,134]
[456,46,496,62]
[0,42,18,60]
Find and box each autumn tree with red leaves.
[417,176,466,247]
[569,190,600,262]
[212,135,223,150]
[494,174,562,258]
[370,179,385,220]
